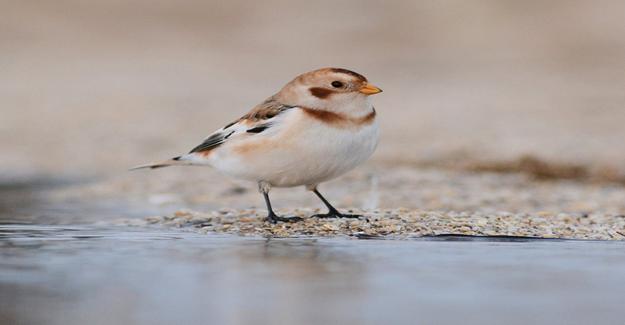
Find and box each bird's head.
[275,68,382,113]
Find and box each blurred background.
[3,0,625,179]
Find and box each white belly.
[208,109,379,187]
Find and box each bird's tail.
[129,156,189,170]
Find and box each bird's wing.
[187,98,294,155]
[130,98,294,170]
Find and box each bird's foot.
[265,213,303,224]
[312,210,362,219]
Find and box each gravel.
[127,208,625,240]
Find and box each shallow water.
[2,224,625,325]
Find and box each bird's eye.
[331,81,343,88]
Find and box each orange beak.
[359,83,383,95]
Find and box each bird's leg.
[311,188,362,219]
[259,181,302,224]
[262,192,303,223]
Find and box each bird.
[131,67,382,223]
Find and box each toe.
[279,216,303,223]
[266,215,303,223]
[341,214,363,219]
[312,213,363,219]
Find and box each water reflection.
[2,226,625,325]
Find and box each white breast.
[207,108,379,188]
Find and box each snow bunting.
[132,67,382,223]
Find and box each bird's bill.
[359,83,383,95]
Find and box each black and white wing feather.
[186,99,293,155]
[188,130,235,153]
[129,98,294,170]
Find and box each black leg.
[311,189,362,219]
[262,192,302,223]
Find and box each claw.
[265,213,303,223]
[312,212,362,219]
